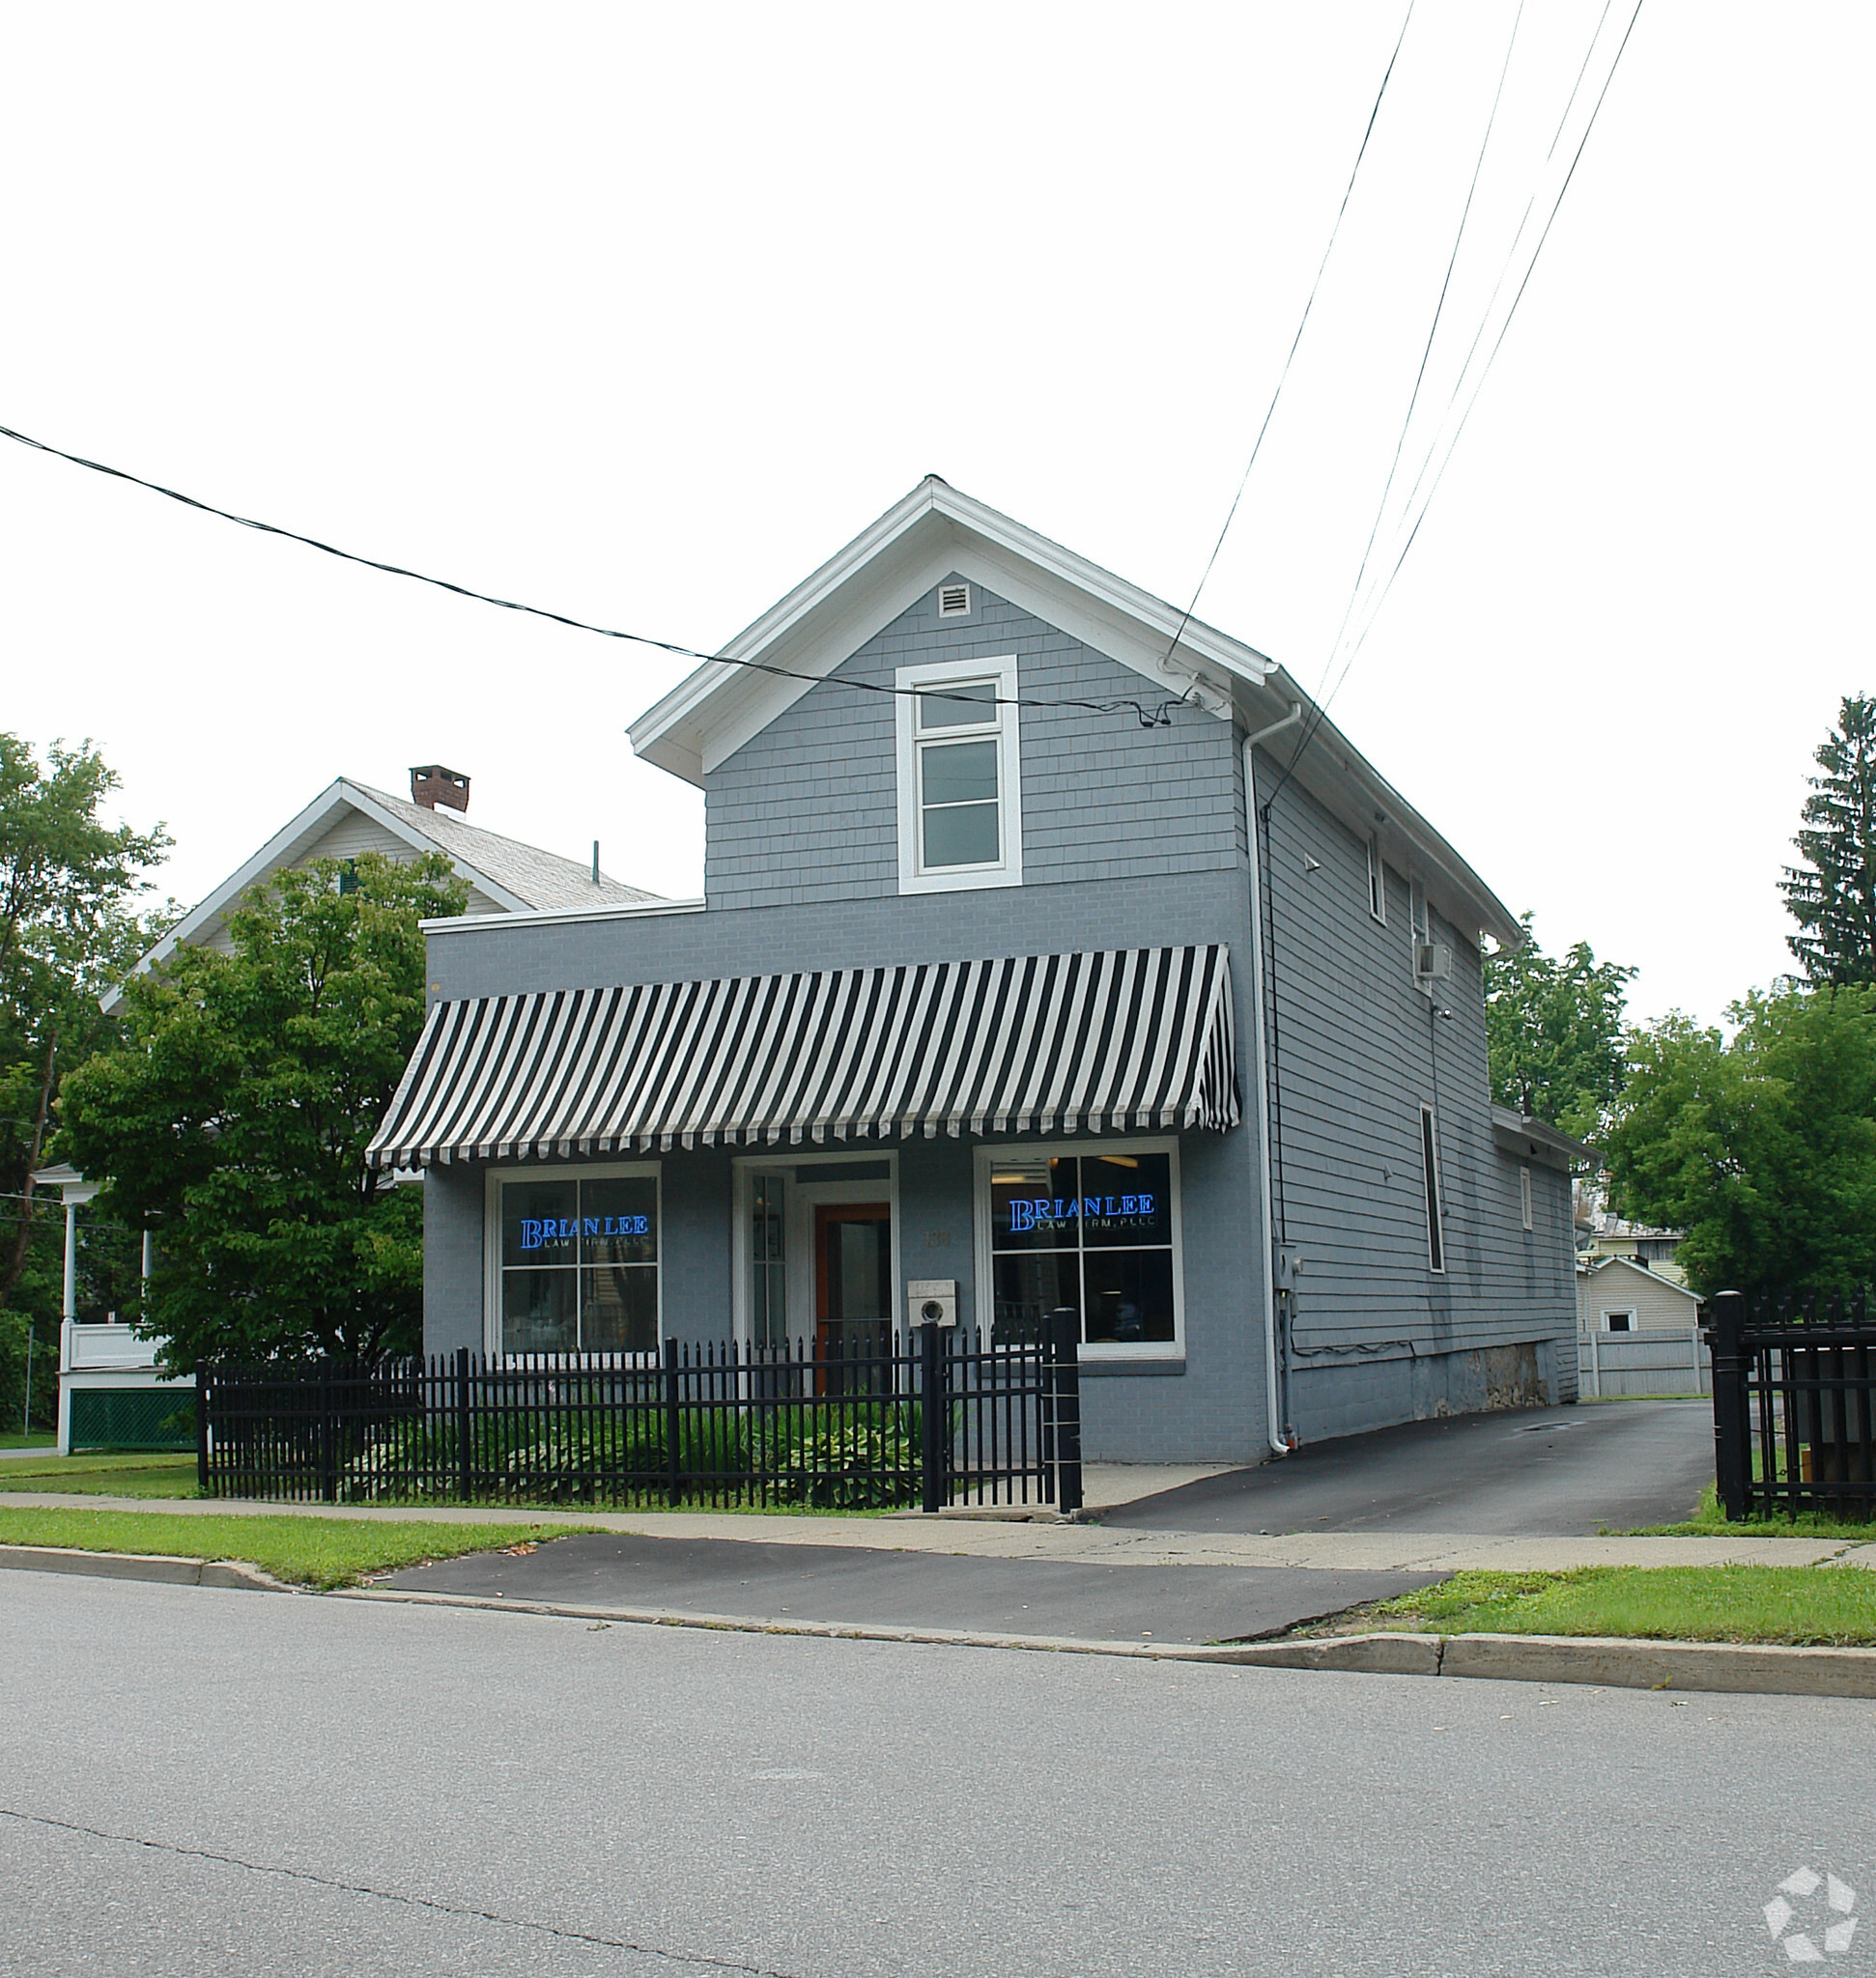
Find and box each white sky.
[4,1,1870,1027]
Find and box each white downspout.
[1244,706,1301,1455]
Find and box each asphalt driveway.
[380,1533,1437,1645]
[1101,1399,1715,1537]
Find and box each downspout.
[1244,705,1301,1455]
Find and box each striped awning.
[367,945,1237,1169]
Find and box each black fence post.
[455,1347,473,1503]
[195,1366,212,1494]
[318,1368,336,1505]
[664,1338,683,1509]
[1048,1307,1084,1515]
[920,1322,945,1514]
[1708,1289,1750,1521]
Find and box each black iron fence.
[1708,1288,1876,1521]
[197,1316,1083,1514]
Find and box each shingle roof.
[351,783,658,911]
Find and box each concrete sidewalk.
[4,1487,1869,1572]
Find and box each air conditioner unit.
[1414,943,1453,982]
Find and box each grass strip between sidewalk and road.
[1365,1565,1876,1648]
[0,1452,200,1497]
[0,1507,583,1590]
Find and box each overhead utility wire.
[1323,0,1618,683]
[0,422,1171,728]
[1264,0,1642,810]
[1302,0,1527,712]
[1152,0,1417,690]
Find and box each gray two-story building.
[369,478,1579,1462]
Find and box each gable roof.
[102,777,658,1013]
[1578,1255,1701,1304]
[627,476,1521,948]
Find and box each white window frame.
[1420,1106,1446,1274]
[973,1137,1185,1363]
[895,652,1022,895]
[483,1160,662,1359]
[1366,834,1387,924]
[729,1150,900,1350]
[1602,1309,1635,1333]
[1520,1164,1533,1232]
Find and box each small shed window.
[1605,1311,1634,1333]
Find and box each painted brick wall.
[704,576,1244,909]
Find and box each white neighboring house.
[49,766,659,1454]
[1577,1254,1702,1336]
[1576,1253,1707,1399]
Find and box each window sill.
[1078,1357,1186,1378]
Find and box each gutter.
[1244,707,1302,1457]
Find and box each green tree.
[1781,692,1876,987]
[1483,914,1635,1144]
[0,735,172,1425]
[1605,985,1876,1297]
[59,852,468,1370]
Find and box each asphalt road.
[1103,1399,1715,1536]
[382,1532,1437,1643]
[4,1572,1872,1978]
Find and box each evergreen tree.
[1781,693,1876,986]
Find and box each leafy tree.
[1483,914,1635,1144]
[1605,985,1876,1297]
[0,735,171,1424]
[59,853,467,1370]
[1781,693,1876,987]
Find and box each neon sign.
[520,1215,649,1250]
[1006,1194,1155,1233]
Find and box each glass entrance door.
[814,1201,892,1385]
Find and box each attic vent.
[937,582,971,618]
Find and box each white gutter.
[1244,706,1301,1456]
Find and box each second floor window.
[895,650,1022,893]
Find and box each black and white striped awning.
[367,945,1237,1168]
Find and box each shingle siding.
[1253,750,1576,1442]
[705,578,1243,909]
[416,577,1573,1461]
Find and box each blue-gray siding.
[417,576,1576,1461]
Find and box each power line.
[0,422,1180,728]
[1264,0,1644,811]
[1305,0,1528,709]
[1154,0,1418,683]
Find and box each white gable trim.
[629,478,1270,784]
[100,778,531,1013]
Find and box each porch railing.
[196,1315,1083,1515]
[1708,1288,1876,1521]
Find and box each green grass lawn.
[0,1506,583,1590]
[0,1430,56,1451]
[0,1451,200,1497]
[1369,1565,1876,1647]
[1623,1482,1876,1543]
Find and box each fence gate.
[198,1314,1083,1514]
[1708,1289,1876,1521]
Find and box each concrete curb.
[10,1543,1876,1697]
[0,1544,295,1594]
[335,1586,1876,1696]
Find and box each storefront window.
[497,1171,659,1354]
[987,1148,1178,1350]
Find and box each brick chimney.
[410,765,470,813]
